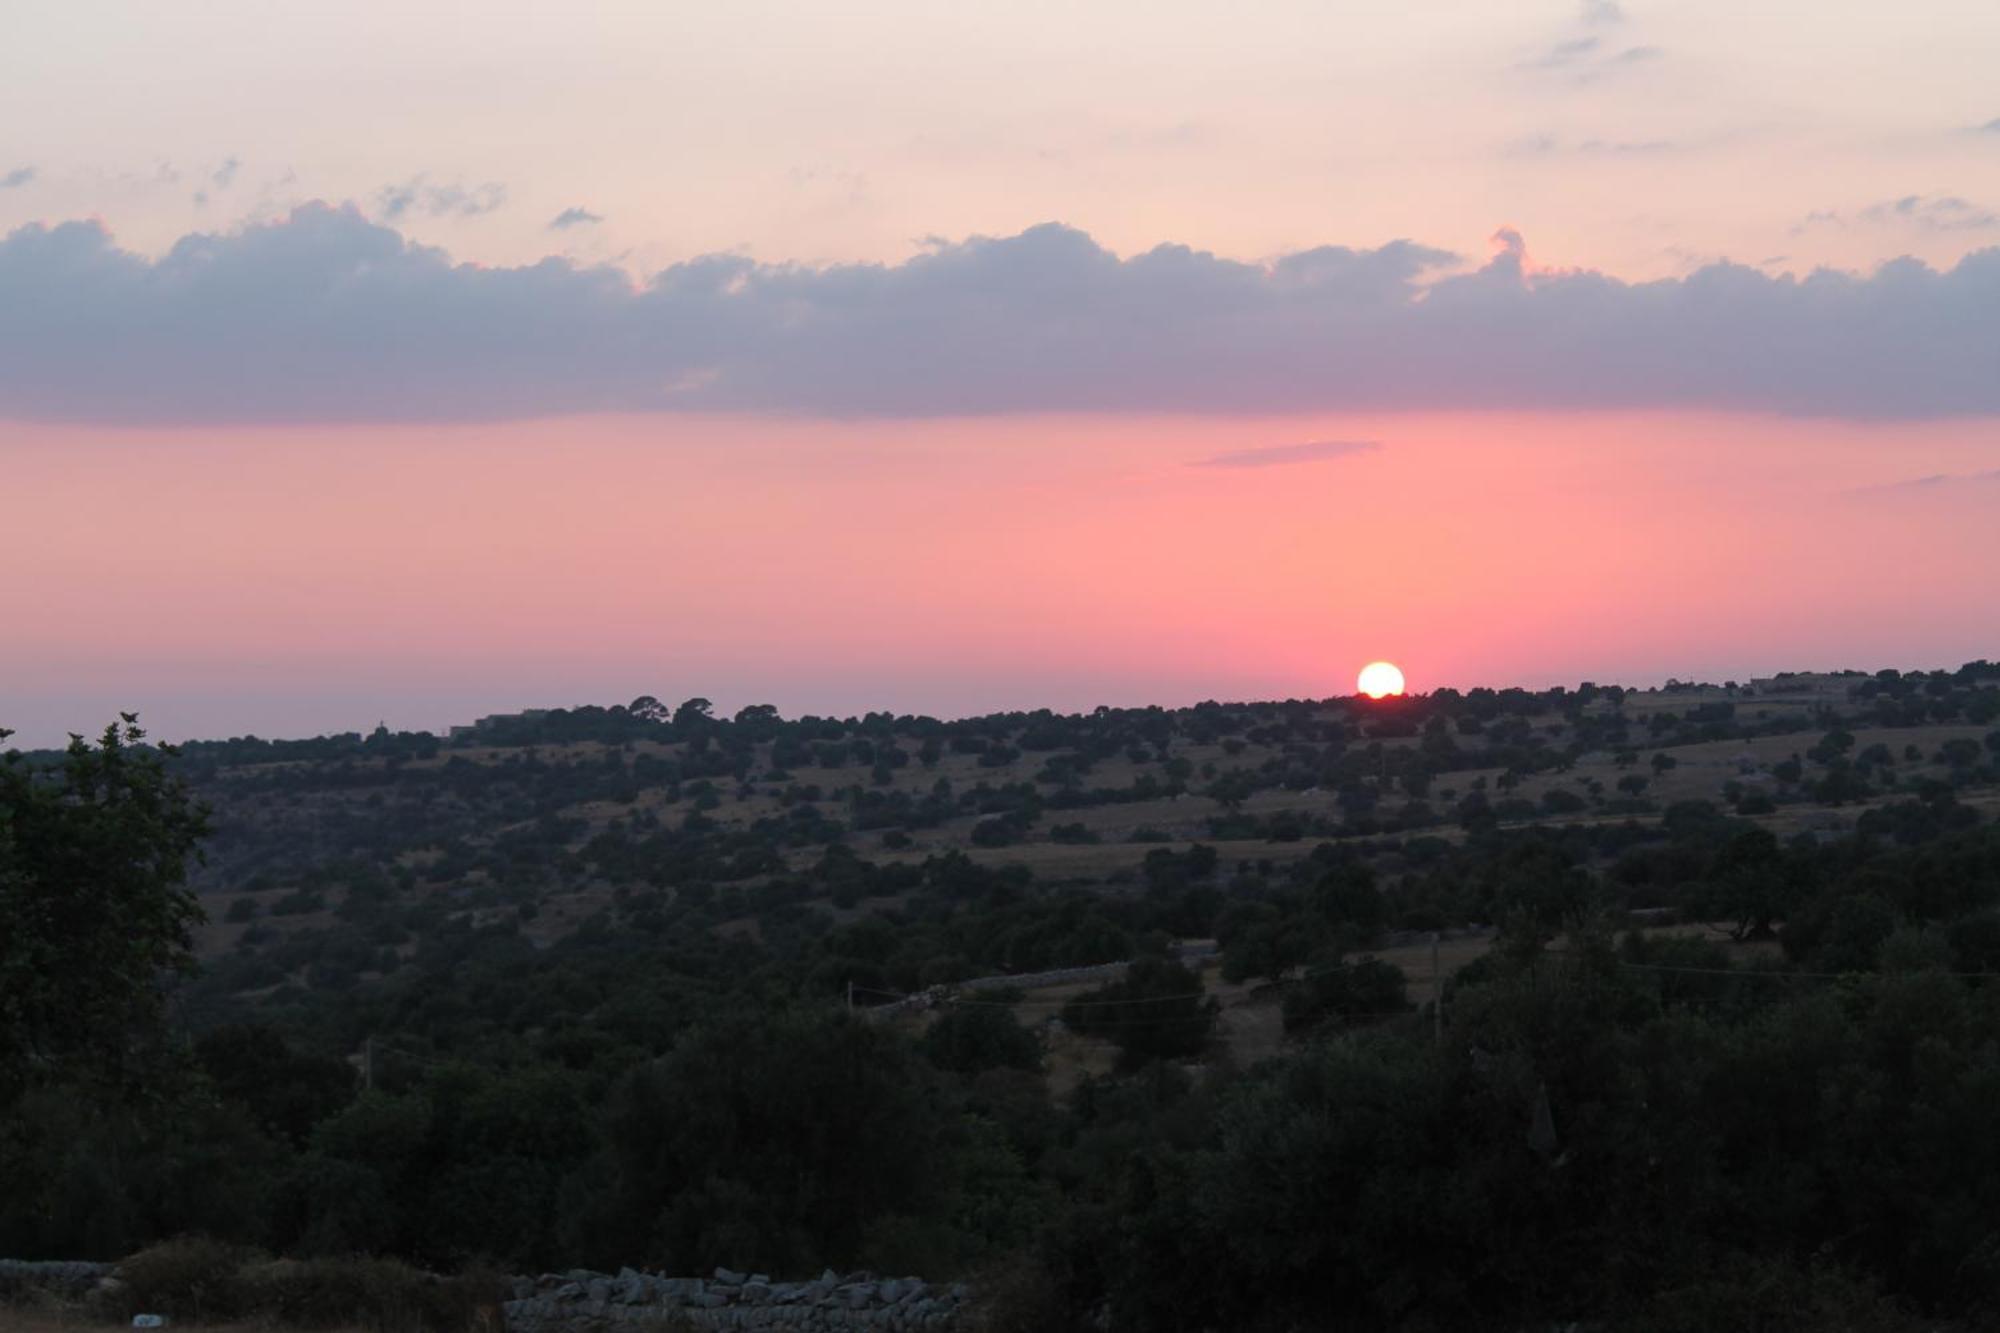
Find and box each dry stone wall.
[503,1266,971,1331]
[0,1259,113,1299]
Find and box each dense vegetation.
[6,666,2000,1329]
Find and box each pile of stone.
[502,1266,971,1331]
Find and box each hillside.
[161,666,1998,986]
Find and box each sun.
[1357,661,1406,699]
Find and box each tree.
[1061,957,1216,1066]
[568,1009,942,1274]
[921,1004,1044,1075]
[0,718,209,1099]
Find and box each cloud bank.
[3,204,1999,425]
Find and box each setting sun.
[1357,661,1406,699]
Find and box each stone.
[714,1266,748,1286]
[742,1281,773,1304]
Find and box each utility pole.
[1431,933,1444,1046]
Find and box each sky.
[2,0,1998,747]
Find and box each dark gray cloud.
[1580,0,1625,23]
[1192,440,1381,469]
[2,204,1999,425]
[549,206,605,230]
[1,167,34,190]
[376,177,506,220]
[1979,118,2000,133]
[211,157,240,190]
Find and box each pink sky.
[5,411,1994,747]
[3,2,1998,745]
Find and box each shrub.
[111,1242,503,1332]
[115,1237,258,1322]
[242,1255,503,1332]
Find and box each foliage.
[0,719,209,1098]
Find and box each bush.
[243,1255,503,1332]
[114,1237,258,1322]
[112,1241,502,1331]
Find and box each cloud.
[1525,36,1601,69]
[211,157,240,190]
[3,206,2000,425]
[549,206,605,230]
[0,167,34,190]
[1523,4,1662,78]
[1192,440,1381,469]
[1507,134,1677,157]
[376,176,506,220]
[1979,118,2000,133]
[1851,470,2000,495]
[1801,195,2000,234]
[1861,195,2000,231]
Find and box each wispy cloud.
[1799,194,2000,234]
[1862,195,1999,231]
[1522,4,1661,78]
[1191,440,1382,470]
[549,206,605,230]
[1850,470,2000,495]
[0,166,34,190]
[1524,36,1602,69]
[376,176,507,221]
[1507,134,1677,157]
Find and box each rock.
[742,1281,773,1304]
[714,1265,748,1285]
[839,1281,878,1308]
[587,1278,612,1305]
[555,1281,584,1301]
